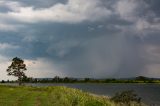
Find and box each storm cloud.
[0,0,160,80]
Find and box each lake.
[2,83,160,106]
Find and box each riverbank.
[0,85,146,106]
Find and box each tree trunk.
[18,77,22,86]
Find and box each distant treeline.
[1,76,160,83]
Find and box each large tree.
[6,57,27,85]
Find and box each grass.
[0,85,147,106]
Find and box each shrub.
[111,90,141,106]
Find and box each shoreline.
[0,85,147,106]
[1,82,160,84]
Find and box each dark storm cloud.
[145,0,160,16]
[0,0,160,80]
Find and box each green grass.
[0,85,146,106]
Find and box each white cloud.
[25,58,64,78]
[114,0,148,22]
[115,0,137,19]
[0,55,16,81]
[0,23,19,31]
[0,1,24,31]
[136,19,160,31]
[112,0,160,37]
[1,0,111,23]
[0,43,19,50]
[0,1,22,11]
[136,19,150,31]
[0,56,65,80]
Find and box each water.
[2,83,160,105]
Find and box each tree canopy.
[6,57,27,85]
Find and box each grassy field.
[0,85,146,106]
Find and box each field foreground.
[0,85,146,106]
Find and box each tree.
[84,78,90,82]
[6,57,27,85]
[1,80,5,83]
[53,76,61,83]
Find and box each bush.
[111,90,141,106]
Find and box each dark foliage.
[111,90,141,106]
[6,57,27,85]
[1,80,5,83]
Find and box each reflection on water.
[1,83,160,106]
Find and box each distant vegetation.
[1,76,160,84]
[3,57,160,84]
[0,85,146,106]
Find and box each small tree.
[6,57,27,85]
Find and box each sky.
[0,0,160,80]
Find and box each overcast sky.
[0,0,160,80]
